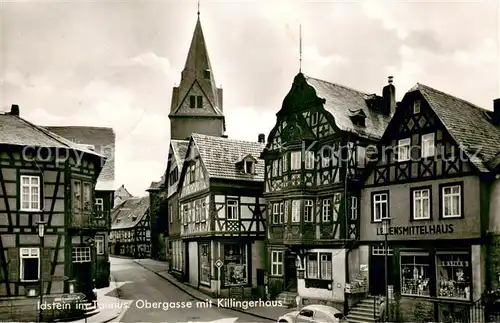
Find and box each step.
[356,303,378,311]
[347,318,375,323]
[349,308,378,316]
[346,313,377,322]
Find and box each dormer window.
[244,161,254,174]
[204,69,211,79]
[349,109,367,127]
[189,95,203,109]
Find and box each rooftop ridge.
[304,75,371,96]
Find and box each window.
[20,248,39,281]
[421,133,435,158]
[227,199,238,220]
[83,182,91,212]
[305,151,315,170]
[298,309,314,318]
[20,175,41,211]
[199,243,211,285]
[320,254,332,280]
[291,200,300,222]
[413,188,430,220]
[372,246,393,256]
[413,100,421,114]
[72,247,91,263]
[73,180,82,213]
[400,251,430,296]
[197,96,203,108]
[95,198,104,213]
[95,236,104,255]
[189,95,196,109]
[169,205,173,223]
[282,155,288,172]
[272,203,280,224]
[350,196,358,220]
[397,138,411,162]
[272,159,279,177]
[203,69,210,79]
[224,244,248,286]
[279,202,284,223]
[189,164,196,183]
[322,199,331,222]
[436,252,471,300]
[271,251,283,276]
[373,192,389,222]
[321,148,331,168]
[357,146,366,168]
[290,151,301,170]
[306,254,318,279]
[442,185,461,218]
[244,161,254,174]
[311,112,318,126]
[304,200,314,222]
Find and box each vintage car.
[277,304,347,323]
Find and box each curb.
[134,260,276,322]
[98,275,121,323]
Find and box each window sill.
[19,210,42,213]
[440,215,462,219]
[411,217,431,221]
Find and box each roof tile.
[111,196,149,230]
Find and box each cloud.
[115,52,172,75]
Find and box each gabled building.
[165,140,189,279]
[160,11,228,274]
[109,196,151,258]
[359,85,500,322]
[43,126,116,288]
[177,133,267,298]
[147,176,167,260]
[0,105,107,321]
[259,73,392,308]
[114,184,133,207]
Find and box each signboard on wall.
[376,224,454,236]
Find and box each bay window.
[322,199,331,222]
[291,200,300,222]
[290,151,301,170]
[304,200,314,222]
[305,151,315,170]
[272,203,280,224]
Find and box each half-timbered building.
[165,140,189,280]
[0,105,107,321]
[177,133,266,298]
[109,196,151,258]
[147,177,167,260]
[43,126,116,288]
[359,85,500,322]
[259,73,392,308]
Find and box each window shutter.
[42,248,51,281]
[8,248,19,282]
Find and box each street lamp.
[37,220,47,322]
[381,217,391,322]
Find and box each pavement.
[132,258,295,322]
[71,273,130,323]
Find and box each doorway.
[73,262,95,301]
[369,246,393,296]
[285,252,297,292]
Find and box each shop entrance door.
[369,246,393,296]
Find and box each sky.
[1,0,499,196]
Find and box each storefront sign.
[376,224,454,236]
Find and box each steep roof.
[410,83,500,172]
[111,196,149,230]
[43,126,115,189]
[304,75,392,140]
[171,140,190,169]
[189,133,265,181]
[0,114,104,159]
[115,185,133,199]
[170,17,223,117]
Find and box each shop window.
[436,252,471,300]
[400,251,430,296]
[199,243,211,285]
[224,244,247,286]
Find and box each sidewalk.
[71,275,128,323]
[134,258,295,321]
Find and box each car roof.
[303,304,341,314]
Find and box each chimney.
[382,76,396,115]
[493,98,500,125]
[10,104,19,117]
[258,133,265,143]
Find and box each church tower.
[168,12,226,140]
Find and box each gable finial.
[299,24,302,73]
[197,0,200,16]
